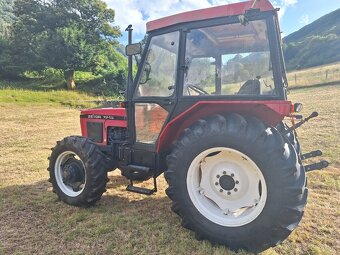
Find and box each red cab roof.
[146,0,275,32]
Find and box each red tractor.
[48,0,328,252]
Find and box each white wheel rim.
[55,151,87,197]
[187,147,267,227]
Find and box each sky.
[103,0,340,44]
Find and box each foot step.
[126,185,155,195]
[126,177,157,195]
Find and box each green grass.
[0,71,121,108]
[0,88,101,108]
[0,84,339,254]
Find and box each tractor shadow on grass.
[1,176,219,255]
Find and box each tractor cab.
[122,0,289,154]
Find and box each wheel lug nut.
[216,175,220,178]
[231,173,234,177]
[215,182,218,186]
[219,189,223,192]
[227,192,231,195]
[234,188,238,192]
[236,181,239,184]
[223,171,226,175]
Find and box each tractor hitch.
[285,111,319,134]
[304,160,329,172]
[301,150,322,160]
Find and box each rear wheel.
[277,122,301,156]
[165,114,307,252]
[49,136,110,207]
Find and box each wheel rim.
[55,151,86,197]
[187,147,267,227]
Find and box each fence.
[287,63,340,89]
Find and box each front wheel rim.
[54,151,87,197]
[187,147,267,227]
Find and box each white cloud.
[299,14,310,25]
[105,0,241,36]
[272,0,298,20]
[104,0,298,38]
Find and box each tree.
[0,0,15,37]
[10,0,123,89]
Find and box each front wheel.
[48,136,110,207]
[165,114,307,252]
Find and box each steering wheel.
[187,84,209,95]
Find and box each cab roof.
[146,0,275,32]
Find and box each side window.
[135,31,180,97]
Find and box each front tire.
[49,136,110,207]
[165,114,307,252]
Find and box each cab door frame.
[126,28,186,153]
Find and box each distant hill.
[283,9,340,70]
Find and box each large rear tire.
[49,136,110,207]
[277,122,301,157]
[165,114,307,252]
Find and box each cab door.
[130,31,181,151]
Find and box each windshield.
[184,20,276,96]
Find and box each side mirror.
[125,43,142,56]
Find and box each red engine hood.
[80,108,127,145]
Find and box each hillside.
[283,9,340,70]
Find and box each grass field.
[0,82,339,254]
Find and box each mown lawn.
[0,84,339,255]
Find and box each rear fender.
[157,100,292,152]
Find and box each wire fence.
[287,63,340,89]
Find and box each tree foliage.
[0,0,15,37]
[4,0,127,89]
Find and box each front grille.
[87,122,103,143]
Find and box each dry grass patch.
[287,62,340,89]
[0,84,339,254]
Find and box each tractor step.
[301,150,322,160]
[304,160,329,172]
[126,184,155,195]
[126,176,157,195]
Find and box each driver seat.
[237,79,261,95]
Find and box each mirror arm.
[125,25,133,99]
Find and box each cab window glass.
[135,31,180,97]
